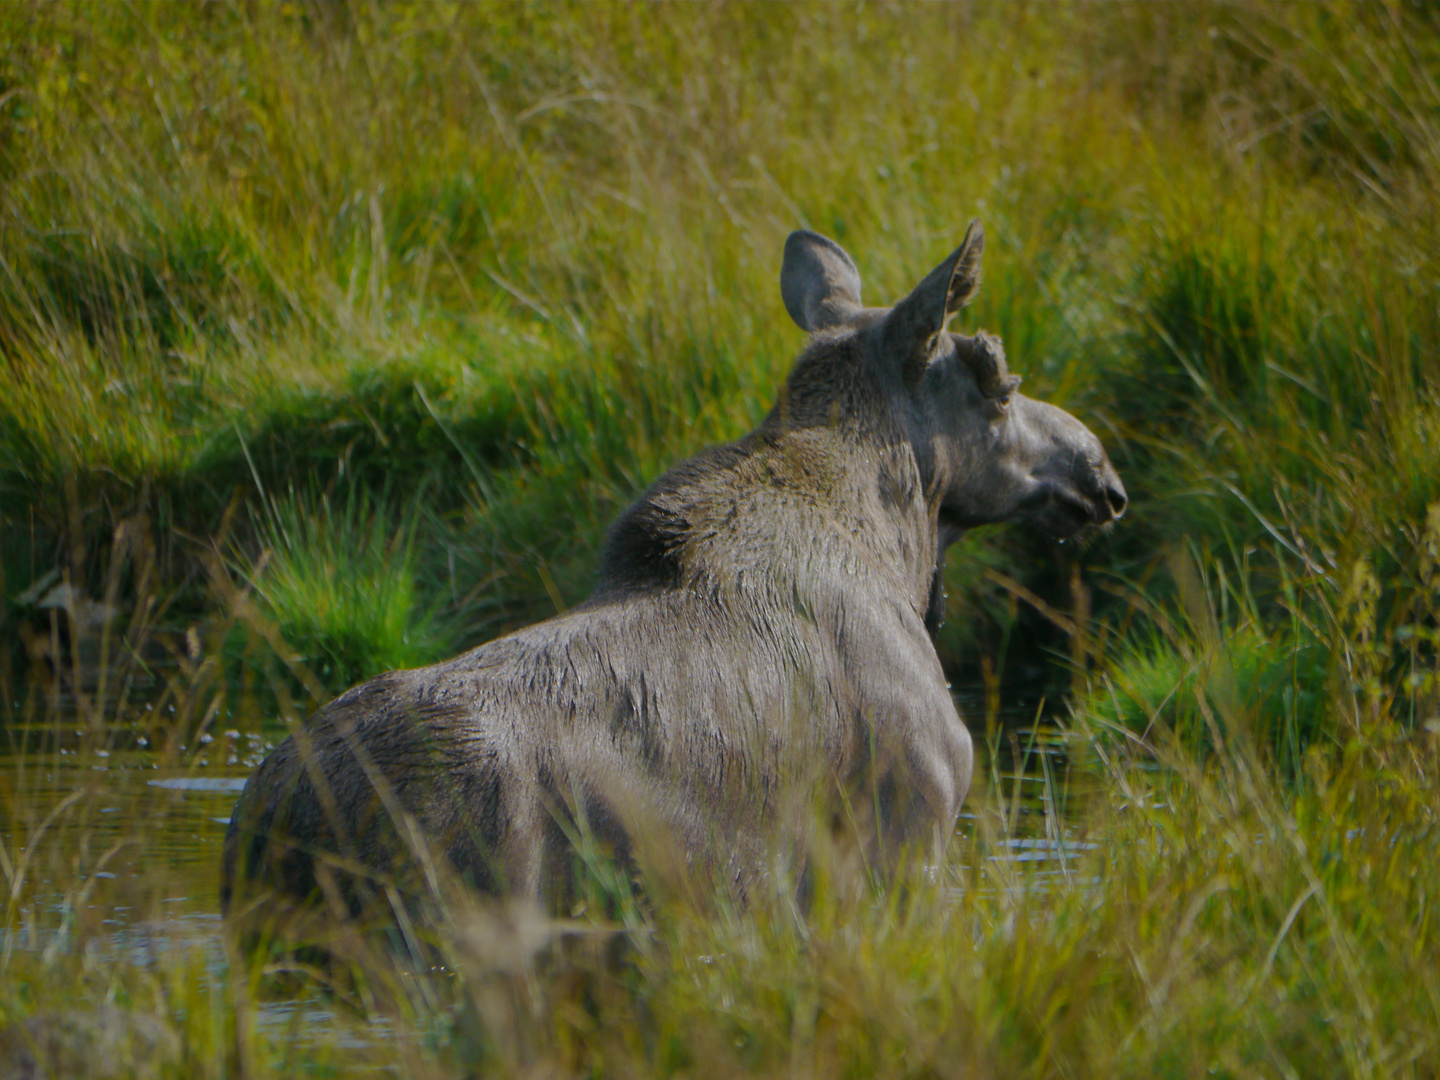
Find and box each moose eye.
[991,393,1012,415]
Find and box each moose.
[222,222,1126,920]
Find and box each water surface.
[1,682,1095,1050]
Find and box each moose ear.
[781,230,864,332]
[883,220,985,383]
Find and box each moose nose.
[1104,478,1128,520]
[1073,449,1127,522]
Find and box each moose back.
[222,222,1126,917]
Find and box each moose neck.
[598,349,944,626]
[773,392,944,628]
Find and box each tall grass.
[2,2,1439,1076]
[231,484,452,693]
[4,2,1434,702]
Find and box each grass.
[1,1,1439,1076]
[231,484,453,693]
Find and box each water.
[1,682,1094,1049]
[0,719,401,1056]
[0,730,245,957]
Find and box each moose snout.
[1072,452,1126,524]
[1101,470,1127,521]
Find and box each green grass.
[1081,624,1330,768]
[2,1,1440,1076]
[230,484,452,693]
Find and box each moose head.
[780,222,1126,551]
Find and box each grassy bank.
[2,1,1439,1076]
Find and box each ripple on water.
[147,777,250,793]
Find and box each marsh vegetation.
[1,2,1438,1076]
